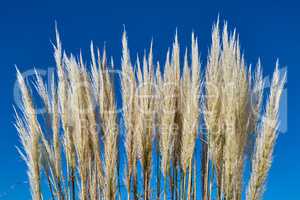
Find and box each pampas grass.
[15,20,286,200]
[246,62,286,200]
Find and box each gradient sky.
[0,0,299,199]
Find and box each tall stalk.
[187,159,193,200]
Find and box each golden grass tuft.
[15,20,286,200]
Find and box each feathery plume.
[246,63,286,200]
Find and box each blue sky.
[0,0,299,199]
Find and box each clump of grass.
[15,20,286,200]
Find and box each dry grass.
[15,20,286,200]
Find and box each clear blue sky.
[0,0,298,199]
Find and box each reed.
[15,20,286,200]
